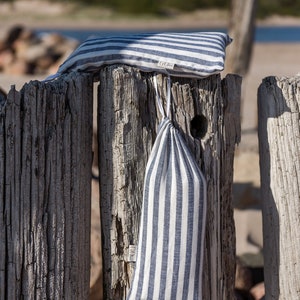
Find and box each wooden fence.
[3,67,300,300]
[0,66,242,299]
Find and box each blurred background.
[1,1,300,299]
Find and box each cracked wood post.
[258,76,300,300]
[0,73,93,299]
[98,65,241,300]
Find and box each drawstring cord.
[153,74,171,119]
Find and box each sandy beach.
[1,2,300,298]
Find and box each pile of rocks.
[0,24,79,76]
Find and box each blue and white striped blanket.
[46,31,231,80]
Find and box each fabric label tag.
[127,245,136,262]
[158,61,175,69]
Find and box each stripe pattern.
[127,116,207,300]
[47,32,231,80]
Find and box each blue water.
[36,26,300,43]
[255,26,300,42]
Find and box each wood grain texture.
[0,73,93,299]
[258,76,300,300]
[98,65,241,300]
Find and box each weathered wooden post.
[225,0,257,76]
[0,73,93,299]
[258,76,300,299]
[98,65,241,299]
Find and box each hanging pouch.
[127,75,207,300]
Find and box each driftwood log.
[98,65,241,299]
[258,76,300,300]
[0,73,93,299]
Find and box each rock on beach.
[0,24,78,76]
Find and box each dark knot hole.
[190,114,208,139]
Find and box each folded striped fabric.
[46,31,231,80]
[127,76,207,300]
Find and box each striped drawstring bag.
[127,75,207,300]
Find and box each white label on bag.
[158,61,175,69]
